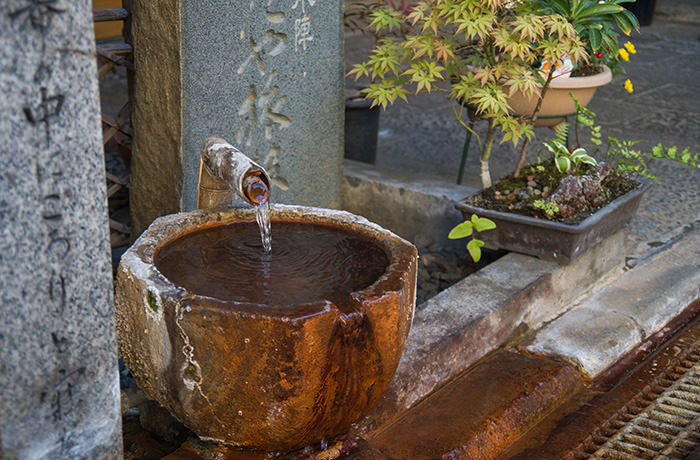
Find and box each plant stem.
[575,116,581,147]
[457,115,476,185]
[451,99,483,153]
[481,119,496,189]
[513,67,556,178]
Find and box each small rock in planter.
[551,174,606,214]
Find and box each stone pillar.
[130,0,344,235]
[0,2,122,459]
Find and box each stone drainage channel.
[500,300,700,460]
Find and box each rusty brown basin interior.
[115,205,417,452]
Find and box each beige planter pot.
[507,65,612,127]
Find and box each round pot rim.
[120,204,417,318]
[549,64,612,89]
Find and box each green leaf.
[681,148,692,164]
[613,12,633,35]
[545,139,568,155]
[575,4,625,19]
[589,27,602,51]
[467,239,485,263]
[472,215,496,232]
[621,9,640,30]
[369,8,402,33]
[570,147,588,159]
[448,221,473,239]
[550,122,569,145]
[347,63,370,80]
[580,155,598,166]
[555,156,572,173]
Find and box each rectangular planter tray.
[455,180,652,264]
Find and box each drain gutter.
[565,309,700,460]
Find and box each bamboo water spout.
[197,136,271,209]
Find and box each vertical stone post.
[130,0,344,235]
[0,2,122,459]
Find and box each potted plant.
[508,0,640,127]
[349,0,639,187]
[515,0,639,126]
[454,98,700,263]
[350,0,670,263]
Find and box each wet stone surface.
[368,350,583,460]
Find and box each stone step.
[367,350,582,460]
[525,226,700,379]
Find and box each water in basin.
[155,221,389,310]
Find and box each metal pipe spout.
[197,137,271,209]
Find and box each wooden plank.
[98,61,116,78]
[96,42,132,55]
[109,219,130,234]
[105,171,129,185]
[96,44,134,71]
[94,8,129,22]
[106,182,123,198]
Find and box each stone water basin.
[115,205,417,452]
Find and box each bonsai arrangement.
[455,97,700,262]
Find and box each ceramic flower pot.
[455,179,651,264]
[507,65,612,127]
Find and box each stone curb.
[527,226,700,378]
[342,159,477,249]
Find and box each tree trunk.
[480,119,496,190]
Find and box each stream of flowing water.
[255,200,272,254]
[243,174,272,254]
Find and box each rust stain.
[368,349,582,460]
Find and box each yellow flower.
[624,79,634,93]
[619,48,630,61]
[624,41,637,54]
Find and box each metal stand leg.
[457,116,475,185]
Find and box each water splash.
[256,200,272,254]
